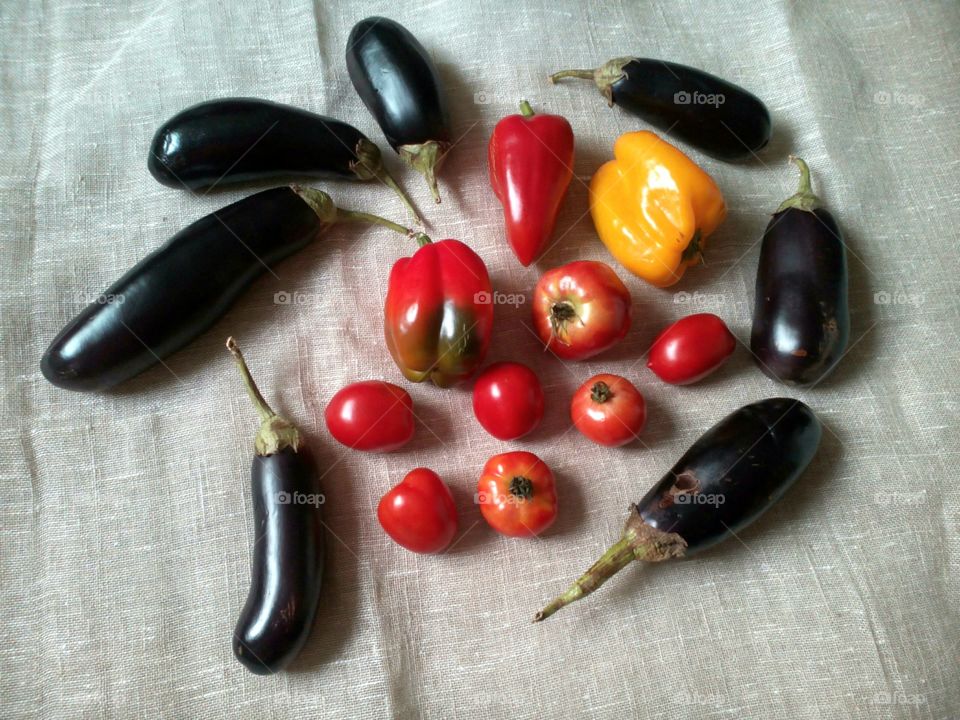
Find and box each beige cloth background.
[2,0,958,718]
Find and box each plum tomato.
[324,380,415,451]
[571,374,646,447]
[532,260,631,360]
[377,468,458,553]
[647,313,736,385]
[476,451,557,537]
[472,362,545,440]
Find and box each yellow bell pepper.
[589,131,726,287]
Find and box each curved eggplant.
[227,338,324,674]
[535,398,821,621]
[41,187,412,392]
[550,57,771,161]
[751,157,849,386]
[148,98,420,222]
[346,17,452,202]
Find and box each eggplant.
[550,57,771,161]
[148,98,420,222]
[751,157,849,386]
[41,187,412,392]
[226,338,324,674]
[535,398,821,621]
[346,17,452,202]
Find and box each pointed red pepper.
[488,100,575,266]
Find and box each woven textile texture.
[2,0,958,718]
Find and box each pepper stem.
[399,140,449,204]
[351,138,423,224]
[226,337,300,456]
[533,506,687,622]
[519,99,535,117]
[292,185,414,236]
[775,156,822,213]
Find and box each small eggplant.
[226,337,324,674]
[41,187,412,392]
[148,98,421,222]
[550,57,771,161]
[534,398,821,621]
[751,157,849,386]
[346,17,452,202]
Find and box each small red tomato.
[571,374,646,447]
[377,468,458,553]
[324,380,415,452]
[472,362,545,440]
[532,260,631,360]
[647,313,736,385]
[476,451,557,537]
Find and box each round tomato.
[571,374,646,447]
[472,362,544,440]
[377,468,458,553]
[476,451,557,537]
[647,313,736,385]
[532,260,631,360]
[324,380,415,452]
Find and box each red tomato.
[647,313,736,385]
[324,380,415,452]
[532,260,631,360]
[377,468,458,553]
[571,374,646,447]
[476,451,557,537]
[472,362,545,440]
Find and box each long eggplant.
[227,338,324,674]
[41,187,411,392]
[346,17,452,202]
[751,157,849,386]
[534,398,821,621]
[148,98,421,222]
[550,57,771,161]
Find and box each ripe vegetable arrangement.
[38,15,851,670]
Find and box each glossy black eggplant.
[751,157,849,386]
[535,398,821,621]
[346,17,452,202]
[226,338,324,674]
[550,57,771,161]
[148,98,420,222]
[41,187,412,392]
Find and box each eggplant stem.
[549,69,596,83]
[336,209,414,236]
[775,156,822,214]
[226,337,275,423]
[372,167,424,226]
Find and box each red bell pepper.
[384,235,493,387]
[488,100,575,266]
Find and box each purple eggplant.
[751,157,850,386]
[534,398,821,622]
[227,338,324,674]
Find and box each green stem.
[226,337,274,423]
[226,337,300,456]
[775,155,822,213]
[549,68,596,83]
[414,232,432,248]
[372,167,423,225]
[336,209,412,236]
[351,138,423,224]
[519,99,535,117]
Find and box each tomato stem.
[549,301,581,343]
[591,381,612,403]
[509,476,534,501]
